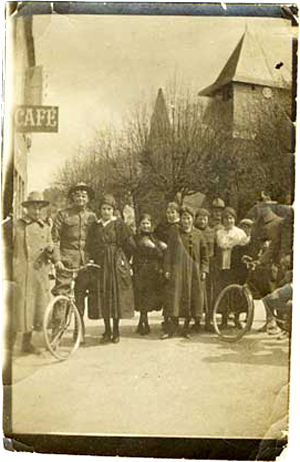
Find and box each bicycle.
[212,256,259,342]
[43,262,100,360]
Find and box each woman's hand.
[142,237,156,248]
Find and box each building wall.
[10,16,43,218]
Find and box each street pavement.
[7,301,290,439]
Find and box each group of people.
[10,182,293,354]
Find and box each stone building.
[198,28,292,143]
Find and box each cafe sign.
[14,105,59,133]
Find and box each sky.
[27,13,295,190]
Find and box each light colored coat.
[13,217,52,333]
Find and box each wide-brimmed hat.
[22,191,50,208]
[68,182,95,200]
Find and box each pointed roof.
[149,88,171,141]
[198,30,292,96]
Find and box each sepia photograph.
[1,1,298,459]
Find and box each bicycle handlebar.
[61,262,101,274]
[241,255,260,271]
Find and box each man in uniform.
[210,197,225,231]
[51,182,97,342]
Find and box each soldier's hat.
[22,191,50,208]
[68,182,95,200]
[212,197,225,209]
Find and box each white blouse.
[216,226,250,270]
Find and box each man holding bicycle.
[51,182,97,343]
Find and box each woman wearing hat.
[87,194,135,343]
[132,214,167,335]
[163,205,209,339]
[12,192,53,354]
[214,207,250,325]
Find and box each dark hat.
[196,208,210,218]
[180,205,195,218]
[22,191,50,208]
[101,194,116,209]
[212,198,225,209]
[68,182,95,200]
[222,207,237,220]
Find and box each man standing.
[51,182,97,342]
[12,192,52,354]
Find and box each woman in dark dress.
[163,205,209,339]
[154,201,181,334]
[87,194,135,344]
[133,214,167,335]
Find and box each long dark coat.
[87,218,135,319]
[164,226,209,319]
[13,217,52,333]
[132,233,166,313]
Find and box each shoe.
[182,330,191,339]
[136,323,143,334]
[277,331,289,340]
[267,320,281,336]
[112,335,120,344]
[191,323,201,333]
[161,333,172,340]
[143,323,150,335]
[205,323,215,333]
[257,323,268,333]
[234,320,243,330]
[267,326,281,336]
[220,318,228,328]
[101,333,112,344]
[22,343,42,355]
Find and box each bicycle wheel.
[213,284,254,342]
[43,295,82,360]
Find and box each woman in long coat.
[13,192,52,354]
[87,194,135,344]
[133,214,167,335]
[164,205,209,338]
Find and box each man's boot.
[22,332,41,355]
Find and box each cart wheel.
[43,295,82,360]
[213,284,254,342]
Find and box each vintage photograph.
[1,2,297,459]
